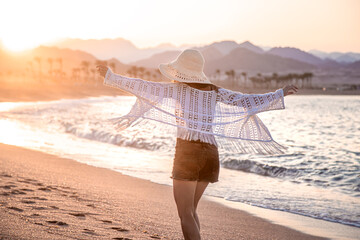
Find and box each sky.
[0,0,359,52]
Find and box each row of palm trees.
[1,56,314,90]
[71,61,161,85]
[211,69,314,89]
[26,57,64,82]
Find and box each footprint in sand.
[101,220,113,224]
[18,179,41,185]
[82,228,98,235]
[0,184,17,189]
[27,196,47,201]
[46,220,68,226]
[19,179,44,187]
[33,206,47,210]
[69,212,86,218]
[20,188,34,192]
[21,200,36,204]
[10,190,26,195]
[0,173,12,178]
[150,235,161,239]
[7,206,24,212]
[38,187,51,192]
[111,227,129,232]
[24,178,36,181]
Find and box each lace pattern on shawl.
[104,69,286,155]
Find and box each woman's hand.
[96,65,109,78]
[282,84,298,96]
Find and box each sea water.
[0,95,359,230]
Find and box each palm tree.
[47,58,53,78]
[81,61,90,82]
[138,67,145,78]
[126,69,133,77]
[34,57,42,82]
[55,58,63,82]
[109,62,116,72]
[241,72,247,88]
[27,61,35,80]
[225,70,235,88]
[129,66,138,78]
[71,68,77,82]
[303,72,313,88]
[215,69,221,81]
[90,68,97,85]
[145,71,151,80]
[271,72,278,88]
[152,74,157,81]
[264,76,272,89]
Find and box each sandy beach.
[0,143,328,240]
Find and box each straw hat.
[159,49,211,84]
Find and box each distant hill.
[309,50,360,63]
[204,47,315,74]
[238,41,264,54]
[46,38,191,63]
[47,37,360,67]
[0,46,132,78]
[133,46,316,74]
[198,40,264,55]
[48,38,138,62]
[267,47,323,66]
[346,60,360,70]
[131,45,226,69]
[199,46,224,62]
[131,50,181,69]
[203,40,239,55]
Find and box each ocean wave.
[221,159,301,178]
[62,122,168,151]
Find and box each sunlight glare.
[2,35,57,52]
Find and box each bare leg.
[173,179,200,240]
[193,181,209,230]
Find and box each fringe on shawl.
[217,137,287,155]
[108,115,287,155]
[176,128,218,146]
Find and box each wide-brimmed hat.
[159,49,211,84]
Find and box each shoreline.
[0,143,328,240]
[0,81,359,103]
[207,196,360,240]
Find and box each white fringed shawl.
[104,69,286,155]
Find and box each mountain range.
[45,38,360,65]
[47,38,191,63]
[131,40,360,75]
[1,38,359,87]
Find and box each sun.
[1,37,43,52]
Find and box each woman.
[97,49,297,240]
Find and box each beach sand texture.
[0,143,327,240]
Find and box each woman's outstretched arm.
[96,65,173,99]
[218,84,298,115]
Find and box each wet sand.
[0,143,327,239]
